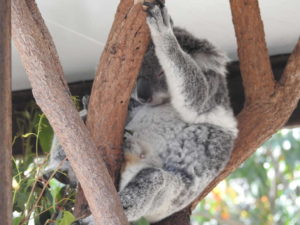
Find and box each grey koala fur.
[45,2,238,224]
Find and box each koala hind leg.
[120,167,184,222]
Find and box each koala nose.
[138,96,152,103]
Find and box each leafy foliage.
[12,102,76,225]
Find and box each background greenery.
[12,102,300,225]
[192,129,300,225]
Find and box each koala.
[44,1,238,224]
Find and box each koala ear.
[169,17,174,27]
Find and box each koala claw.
[143,0,164,13]
[43,170,70,184]
[155,0,165,8]
[143,2,157,16]
[145,3,172,38]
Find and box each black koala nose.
[138,97,147,103]
[138,96,152,104]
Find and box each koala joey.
[44,1,238,224]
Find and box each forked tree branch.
[11,0,128,224]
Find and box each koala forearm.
[148,18,222,122]
[157,44,211,121]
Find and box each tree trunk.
[11,0,128,224]
[0,0,12,224]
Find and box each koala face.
[134,44,169,106]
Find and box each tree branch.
[11,0,128,224]
[277,39,300,97]
[0,0,12,224]
[74,0,151,216]
[230,0,275,103]
[87,0,150,184]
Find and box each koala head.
[133,43,169,106]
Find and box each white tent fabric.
[12,0,300,90]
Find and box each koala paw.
[144,0,171,34]
[42,169,77,188]
[119,189,144,222]
[43,170,69,184]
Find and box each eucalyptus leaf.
[57,211,76,225]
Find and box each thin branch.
[277,39,300,95]
[11,0,128,224]
[230,0,275,103]
[0,0,12,223]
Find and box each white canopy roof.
[12,0,300,90]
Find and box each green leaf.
[13,216,23,225]
[57,211,76,225]
[135,217,150,225]
[49,179,65,209]
[37,116,53,153]
[14,190,29,212]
